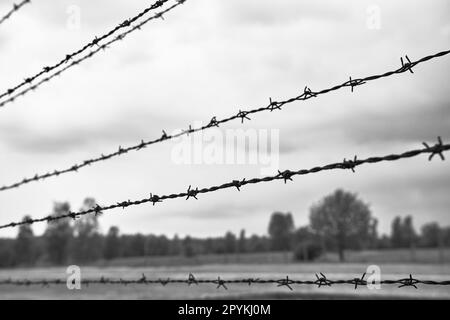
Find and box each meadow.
[0,249,449,299]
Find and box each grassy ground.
[94,248,450,268]
[1,259,449,299]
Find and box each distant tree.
[268,212,295,251]
[420,222,441,248]
[104,226,120,260]
[14,216,36,266]
[390,215,417,248]
[368,217,379,249]
[247,235,270,252]
[292,226,323,261]
[0,239,15,268]
[443,227,450,247]
[44,202,73,265]
[129,234,146,256]
[377,234,392,249]
[146,235,170,256]
[309,189,375,262]
[72,198,102,263]
[391,216,403,248]
[224,231,237,253]
[183,236,196,257]
[238,229,247,253]
[169,234,182,256]
[403,216,417,246]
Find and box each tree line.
[0,189,449,267]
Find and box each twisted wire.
[0,0,186,107]
[0,137,447,230]
[0,0,31,26]
[1,50,448,192]
[1,273,449,290]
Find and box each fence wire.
[0,0,31,26]
[0,0,186,107]
[1,49,449,192]
[0,137,447,230]
[1,273,449,290]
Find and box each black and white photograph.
[0,0,449,304]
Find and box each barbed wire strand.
[1,273,449,289]
[1,50,449,192]
[0,0,31,26]
[0,137,447,230]
[0,0,185,106]
[0,0,185,110]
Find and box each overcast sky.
[0,0,449,238]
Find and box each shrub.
[293,241,323,261]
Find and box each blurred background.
[0,0,449,299]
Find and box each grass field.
[94,248,450,267]
[1,249,449,299]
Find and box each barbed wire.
[1,273,449,290]
[0,0,31,26]
[0,0,186,110]
[0,137,447,230]
[0,0,185,107]
[1,50,449,192]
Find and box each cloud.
[0,109,182,154]
[218,0,349,26]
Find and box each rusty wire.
[0,137,447,230]
[0,0,31,26]
[0,0,185,107]
[0,273,449,290]
[1,50,449,192]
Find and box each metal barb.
[398,274,419,289]
[423,136,445,161]
[315,273,332,288]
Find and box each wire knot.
[244,278,259,286]
[303,86,317,99]
[214,277,228,290]
[348,76,366,92]
[117,200,131,209]
[315,273,332,288]
[237,110,251,123]
[353,273,366,289]
[269,97,282,112]
[277,276,294,290]
[186,185,199,200]
[343,155,358,172]
[208,117,219,127]
[159,278,170,286]
[184,125,194,136]
[187,273,198,286]
[278,170,294,183]
[400,55,414,74]
[139,274,147,283]
[137,140,146,150]
[232,180,242,191]
[93,204,103,216]
[68,212,78,221]
[398,274,419,289]
[423,136,445,161]
[149,193,162,205]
